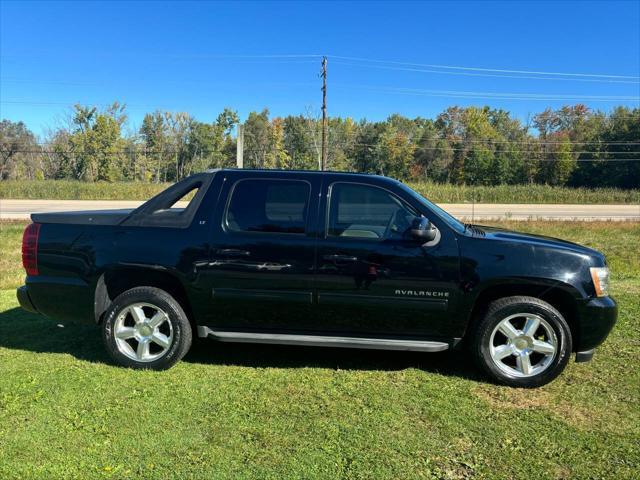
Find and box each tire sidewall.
[476,299,572,388]
[102,287,191,370]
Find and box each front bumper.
[17,285,38,314]
[575,295,617,352]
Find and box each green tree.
[349,121,384,174]
[283,115,317,170]
[414,123,454,182]
[0,120,39,180]
[266,117,290,169]
[244,109,273,168]
[4,103,638,190]
[327,116,357,171]
[375,124,415,179]
[537,134,577,185]
[69,102,127,181]
[140,111,170,182]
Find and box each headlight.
[590,267,610,297]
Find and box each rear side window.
[225,179,310,234]
[121,173,213,228]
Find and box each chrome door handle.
[323,254,358,262]
[255,262,292,271]
[216,248,251,257]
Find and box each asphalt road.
[1,199,638,221]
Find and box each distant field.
[0,180,165,202]
[0,219,638,478]
[410,181,640,204]
[1,179,639,204]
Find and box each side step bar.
[197,326,449,352]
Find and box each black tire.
[472,296,572,388]
[102,287,192,370]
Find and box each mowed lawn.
[0,220,638,479]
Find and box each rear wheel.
[473,296,572,388]
[102,287,192,370]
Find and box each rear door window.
[225,179,311,234]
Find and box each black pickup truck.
[17,169,617,387]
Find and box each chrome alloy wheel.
[113,302,174,362]
[489,313,558,378]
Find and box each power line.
[6,49,635,80]
[331,83,640,102]
[329,55,640,81]
[0,100,168,111]
[0,52,323,60]
[416,139,640,145]
[0,78,319,87]
[331,60,640,85]
[370,86,640,100]
[30,138,640,147]
[332,60,640,86]
[6,86,640,109]
[347,145,640,155]
[14,148,640,161]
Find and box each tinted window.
[328,183,416,239]
[226,179,310,234]
[160,184,199,212]
[395,181,465,233]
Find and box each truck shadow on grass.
[0,307,483,382]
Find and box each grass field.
[2,179,639,204]
[0,220,639,479]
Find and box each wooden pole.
[321,56,328,171]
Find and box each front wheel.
[473,296,572,388]
[102,287,192,370]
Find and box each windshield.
[395,181,466,233]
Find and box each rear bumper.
[17,276,94,323]
[575,296,617,352]
[16,285,38,314]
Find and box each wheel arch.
[94,266,195,327]
[465,280,582,351]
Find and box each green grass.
[0,180,167,201]
[2,179,639,204]
[0,221,26,290]
[1,220,639,479]
[410,181,640,204]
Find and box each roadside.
[1,199,639,221]
[2,179,639,204]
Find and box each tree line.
[1,103,638,188]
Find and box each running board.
[197,326,449,352]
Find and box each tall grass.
[409,181,640,204]
[1,179,639,204]
[0,180,167,201]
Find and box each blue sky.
[1,0,639,137]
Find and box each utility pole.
[321,56,328,171]
[236,123,244,168]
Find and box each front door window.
[327,183,417,240]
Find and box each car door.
[315,180,461,339]
[199,171,320,332]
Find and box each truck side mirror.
[410,216,437,242]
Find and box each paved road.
[1,199,639,221]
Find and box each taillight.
[22,223,41,276]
